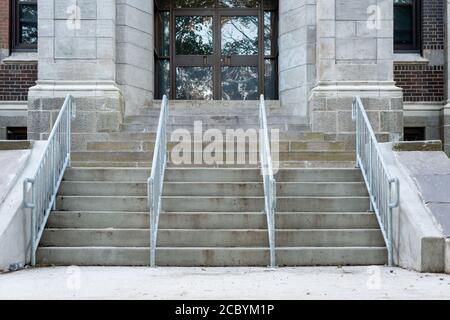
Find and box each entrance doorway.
[154,0,278,100]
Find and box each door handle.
[203,56,208,65]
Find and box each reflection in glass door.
[174,15,214,100]
[154,0,278,100]
[220,15,259,100]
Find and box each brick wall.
[0,0,9,51]
[422,0,445,50]
[394,64,445,102]
[394,0,446,103]
[0,63,37,101]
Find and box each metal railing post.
[352,96,400,267]
[148,95,169,267]
[23,95,76,267]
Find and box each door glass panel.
[221,16,258,55]
[264,11,275,56]
[158,59,171,98]
[176,67,213,100]
[19,3,38,45]
[157,11,170,57]
[222,66,258,100]
[176,16,213,55]
[220,0,260,8]
[176,0,215,8]
[264,59,276,100]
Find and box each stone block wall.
[311,0,403,143]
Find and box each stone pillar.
[278,0,316,119]
[443,0,450,153]
[310,0,403,145]
[116,1,154,115]
[28,0,123,142]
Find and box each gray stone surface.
[396,151,450,238]
[0,150,30,205]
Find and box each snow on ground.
[0,266,449,300]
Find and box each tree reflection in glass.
[221,16,258,55]
[176,16,213,55]
[175,0,215,8]
[176,67,213,100]
[19,4,38,44]
[220,0,260,8]
[222,66,258,100]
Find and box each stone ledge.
[0,141,33,150]
[393,140,442,152]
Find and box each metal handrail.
[259,95,277,268]
[148,95,169,267]
[352,96,399,266]
[23,95,76,266]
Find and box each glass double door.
[174,10,261,100]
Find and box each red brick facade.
[394,0,446,103]
[0,0,9,51]
[0,0,38,101]
[0,63,37,101]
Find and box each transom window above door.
[154,0,278,101]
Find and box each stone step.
[59,181,368,197]
[36,247,387,266]
[121,123,311,133]
[86,140,346,152]
[71,151,355,162]
[40,228,385,248]
[124,115,309,126]
[69,160,358,169]
[47,211,379,230]
[63,168,364,183]
[55,196,369,212]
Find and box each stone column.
[278,0,317,118]
[28,0,123,143]
[310,0,403,145]
[443,0,450,153]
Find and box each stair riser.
[121,124,310,133]
[37,247,387,266]
[63,168,364,183]
[86,141,346,152]
[47,212,380,229]
[40,229,385,247]
[59,182,368,197]
[72,151,355,162]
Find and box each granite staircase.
[37,101,387,266]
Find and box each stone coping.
[0,141,33,151]
[393,140,443,152]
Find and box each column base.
[27,80,124,140]
[309,81,404,145]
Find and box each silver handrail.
[259,95,277,268]
[148,95,169,267]
[352,96,399,266]
[23,95,76,266]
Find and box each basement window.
[394,0,421,53]
[404,127,425,141]
[7,127,27,140]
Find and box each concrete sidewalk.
[0,266,449,300]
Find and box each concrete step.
[59,181,368,197]
[69,161,358,169]
[36,246,387,266]
[72,151,355,162]
[63,168,364,183]
[40,228,384,248]
[47,211,379,229]
[86,141,346,152]
[124,114,309,126]
[121,123,311,133]
[55,196,369,212]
